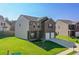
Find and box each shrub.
[11,52,22,55]
[76,40,78,43]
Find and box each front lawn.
[56,35,79,44]
[0,37,67,55]
[0,37,47,55]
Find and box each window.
[31,33,35,37]
[1,22,6,26]
[48,24,53,28]
[4,23,5,26]
[33,25,35,28]
[37,23,40,28]
[32,22,36,28]
[1,22,3,26]
[38,26,40,28]
[69,25,75,30]
[19,24,21,27]
[76,25,79,29]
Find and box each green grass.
[32,40,65,51]
[67,51,77,55]
[56,35,79,44]
[0,37,67,55]
[0,37,47,55]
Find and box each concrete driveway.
[48,38,76,48]
[48,38,79,55]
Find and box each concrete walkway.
[57,48,73,55]
[57,44,79,55]
[75,52,79,55]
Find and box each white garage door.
[51,33,54,38]
[76,32,79,37]
[0,28,3,31]
[45,32,54,40]
[45,33,50,40]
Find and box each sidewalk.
[57,48,73,55]
[57,44,79,55]
[75,52,79,55]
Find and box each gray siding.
[15,16,29,39]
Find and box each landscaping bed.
[31,40,67,55]
[32,40,66,51]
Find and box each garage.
[45,32,54,40]
[75,32,79,37]
[0,27,3,31]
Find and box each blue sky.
[0,3,79,21]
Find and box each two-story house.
[0,15,11,32]
[75,22,79,37]
[56,20,75,37]
[15,15,55,41]
[40,17,55,40]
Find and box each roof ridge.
[20,14,38,21]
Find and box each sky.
[0,3,79,21]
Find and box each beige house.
[56,20,75,37]
[75,22,79,37]
[15,15,55,41]
[0,15,11,32]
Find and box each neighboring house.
[56,20,76,37]
[0,15,11,32]
[75,22,79,37]
[15,15,55,41]
[10,21,16,32]
[5,18,15,32]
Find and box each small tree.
[7,50,10,55]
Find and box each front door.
[69,31,75,37]
[30,31,37,39]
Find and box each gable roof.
[19,15,54,23]
[39,17,54,23]
[39,17,48,23]
[0,15,4,21]
[20,15,38,21]
[74,21,79,24]
[57,19,75,24]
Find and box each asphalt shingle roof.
[21,15,38,21]
[57,19,75,24]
